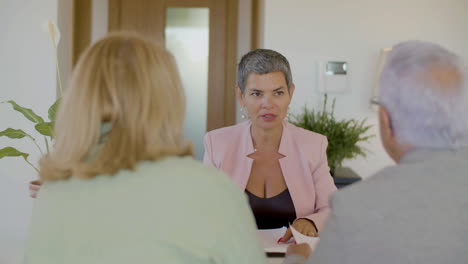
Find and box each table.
[267,255,284,264]
[333,167,361,189]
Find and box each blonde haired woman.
[24,32,265,264]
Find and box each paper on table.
[257,225,320,253]
[257,227,293,253]
[290,225,320,250]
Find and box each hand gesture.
[279,218,318,243]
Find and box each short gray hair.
[237,49,293,93]
[380,40,468,149]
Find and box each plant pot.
[332,167,361,189]
[29,180,42,198]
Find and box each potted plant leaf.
[289,94,374,176]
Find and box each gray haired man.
[284,40,468,264]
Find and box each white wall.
[261,0,468,178]
[0,0,58,263]
[91,0,108,43]
[236,0,253,122]
[0,1,108,261]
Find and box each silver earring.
[286,107,290,119]
[241,106,247,119]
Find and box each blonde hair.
[40,32,192,181]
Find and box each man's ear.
[378,106,412,163]
[379,106,393,140]
[379,106,399,159]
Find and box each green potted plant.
[0,20,62,197]
[0,100,59,172]
[289,94,374,176]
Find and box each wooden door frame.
[223,0,238,128]
[165,0,239,130]
[72,0,92,67]
[108,0,166,43]
[251,0,263,50]
[107,0,238,131]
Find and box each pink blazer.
[203,120,337,231]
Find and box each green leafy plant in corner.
[289,94,374,174]
[0,20,62,173]
[0,100,60,172]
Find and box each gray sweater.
[285,148,468,264]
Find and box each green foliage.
[289,95,374,174]
[48,99,60,122]
[6,100,45,123]
[35,122,54,138]
[2,27,63,174]
[0,147,29,159]
[0,128,30,139]
[0,99,60,172]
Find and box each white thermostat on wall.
[317,61,349,93]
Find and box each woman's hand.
[279,218,318,242]
[286,243,312,258]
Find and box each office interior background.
[1,0,467,263]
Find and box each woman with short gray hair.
[203,49,337,241]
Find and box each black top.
[245,189,297,229]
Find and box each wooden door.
[108,0,238,159]
[108,0,237,131]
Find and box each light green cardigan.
[24,157,266,264]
